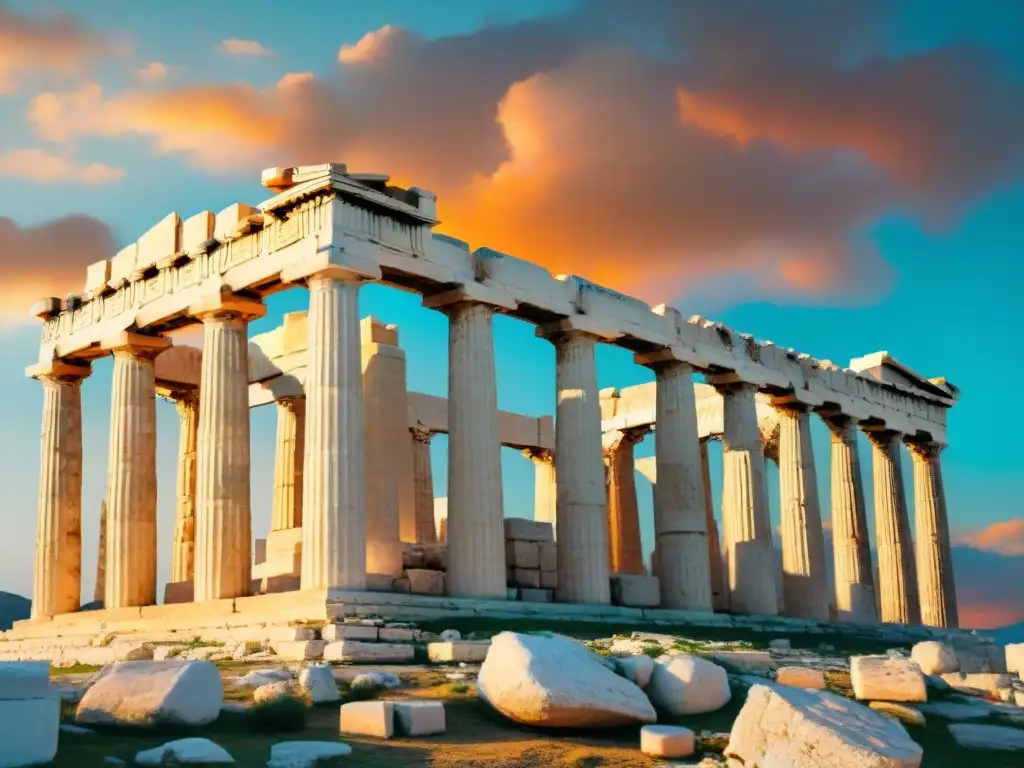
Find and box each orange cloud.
[958,602,1024,631]
[338,25,401,64]
[0,5,123,95]
[0,216,114,327]
[217,38,272,57]
[956,517,1024,557]
[137,61,168,82]
[0,149,123,185]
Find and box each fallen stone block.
[640,724,695,759]
[427,641,491,663]
[911,641,959,675]
[477,632,655,727]
[323,641,414,663]
[851,655,927,702]
[321,624,378,642]
[0,662,60,768]
[869,701,926,727]
[378,627,416,643]
[76,660,223,727]
[299,664,339,704]
[617,655,655,688]
[775,666,826,690]
[503,518,553,542]
[273,640,326,661]
[610,574,661,608]
[339,700,394,739]
[728,684,923,768]
[394,700,446,736]
[948,723,1024,751]
[267,741,352,768]
[135,737,233,765]
[646,654,731,715]
[505,540,540,569]
[406,569,445,595]
[940,671,1013,694]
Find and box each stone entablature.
[31,165,954,446]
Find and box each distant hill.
[0,591,30,630]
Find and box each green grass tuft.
[246,695,308,733]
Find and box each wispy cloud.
[0,149,123,185]
[954,517,1024,557]
[217,38,272,57]
[137,61,168,82]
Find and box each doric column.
[546,330,610,604]
[190,295,264,601]
[94,500,107,605]
[866,429,920,625]
[774,402,829,621]
[823,415,876,623]
[411,427,437,544]
[907,440,958,628]
[271,397,305,531]
[648,361,712,611]
[28,359,90,618]
[603,427,647,576]
[523,449,557,527]
[699,439,729,612]
[170,391,199,583]
[430,299,505,598]
[714,380,778,615]
[102,332,169,609]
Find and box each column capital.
[169,388,200,410]
[100,331,172,358]
[770,395,814,413]
[522,447,554,464]
[26,358,91,382]
[422,284,517,312]
[862,425,903,450]
[633,348,695,371]
[277,394,305,413]
[410,424,434,444]
[188,292,265,322]
[602,425,651,453]
[905,439,945,459]
[280,240,382,284]
[535,319,610,343]
[706,375,759,394]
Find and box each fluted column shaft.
[867,429,920,625]
[652,362,712,611]
[94,501,107,604]
[171,392,199,583]
[193,301,261,601]
[604,429,646,576]
[411,428,437,544]
[525,449,557,527]
[775,404,829,620]
[825,416,876,623]
[31,363,89,618]
[909,441,958,628]
[700,438,728,612]
[271,397,305,531]
[716,381,778,615]
[445,302,505,598]
[105,336,166,609]
[550,331,610,604]
[301,275,366,590]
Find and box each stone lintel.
[30,297,61,320]
[602,425,651,451]
[188,292,266,321]
[705,372,760,390]
[633,347,697,369]
[261,166,296,192]
[535,316,621,342]
[769,393,823,411]
[25,359,92,381]
[421,283,518,312]
[99,331,172,357]
[279,239,382,284]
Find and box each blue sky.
[0,0,1021,627]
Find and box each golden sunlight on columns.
[603,427,648,576]
[907,440,958,629]
[713,380,778,616]
[102,332,169,610]
[191,295,264,602]
[271,397,305,532]
[411,427,437,544]
[94,500,107,605]
[866,428,921,625]
[524,449,557,527]
[774,401,830,621]
[170,390,199,583]
[28,359,91,618]
[823,414,877,623]
[700,438,729,612]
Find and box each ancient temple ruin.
[21,163,960,635]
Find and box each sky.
[0,0,1021,629]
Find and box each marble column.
[271,397,305,531]
[604,428,647,576]
[715,381,778,615]
[171,391,199,583]
[191,295,264,601]
[775,403,829,620]
[908,441,958,628]
[524,449,557,527]
[94,500,107,605]
[650,361,712,611]
[30,360,90,618]
[442,301,505,598]
[300,275,366,590]
[699,439,729,612]
[823,415,876,623]
[866,429,921,625]
[549,330,610,604]
[411,427,437,544]
[103,333,168,609]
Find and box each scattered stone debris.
[267,741,353,768]
[134,738,234,765]
[647,654,731,715]
[948,723,1024,751]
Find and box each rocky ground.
[31,620,1024,767]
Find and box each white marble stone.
[135,738,234,765]
[850,655,926,703]
[267,741,352,768]
[910,641,958,676]
[646,653,731,715]
[908,442,958,628]
[339,700,394,738]
[640,725,695,758]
